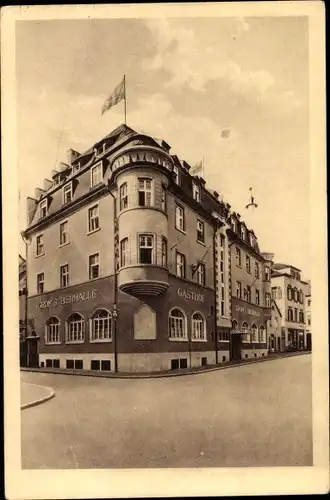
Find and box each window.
[192,182,200,202]
[91,360,100,370]
[218,331,229,342]
[232,320,238,332]
[138,178,152,207]
[246,255,251,273]
[161,185,166,211]
[39,199,47,219]
[120,183,128,210]
[308,299,311,307]
[197,219,205,243]
[307,315,311,326]
[90,309,112,341]
[139,234,154,264]
[241,226,246,240]
[272,287,277,299]
[45,317,60,344]
[169,308,186,339]
[175,204,185,232]
[236,281,242,299]
[196,263,205,285]
[265,293,271,307]
[220,284,225,315]
[66,313,84,343]
[255,262,259,278]
[245,285,251,302]
[89,253,100,279]
[299,311,304,323]
[287,285,292,300]
[60,264,69,287]
[66,359,74,369]
[101,360,111,371]
[120,238,128,267]
[232,218,237,232]
[241,322,250,342]
[192,313,206,340]
[37,272,44,294]
[173,165,180,185]
[176,251,186,278]
[88,205,99,233]
[236,247,241,267]
[299,290,304,303]
[251,324,258,342]
[264,266,270,281]
[255,289,260,305]
[259,326,265,343]
[162,238,167,267]
[288,308,293,321]
[60,221,69,245]
[171,359,179,370]
[36,234,44,256]
[63,183,72,204]
[91,163,102,187]
[294,308,298,322]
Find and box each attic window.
[192,182,201,202]
[63,182,73,204]
[173,165,180,185]
[39,199,47,219]
[74,161,81,171]
[241,226,246,240]
[232,217,237,232]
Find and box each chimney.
[35,187,45,199]
[26,197,37,226]
[43,178,52,191]
[67,148,80,166]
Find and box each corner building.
[23,125,234,373]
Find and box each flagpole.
[124,75,127,125]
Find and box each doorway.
[26,336,39,368]
[230,333,242,361]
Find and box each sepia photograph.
[2,2,328,499]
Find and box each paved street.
[21,354,312,469]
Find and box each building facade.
[267,299,283,353]
[305,281,312,350]
[19,255,27,366]
[271,264,309,351]
[22,124,279,373]
[227,214,272,360]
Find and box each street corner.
[21,381,55,410]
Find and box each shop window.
[232,320,238,332]
[251,324,258,342]
[139,234,154,264]
[242,322,250,342]
[66,313,84,343]
[192,312,206,341]
[101,360,111,371]
[90,309,112,342]
[169,308,187,340]
[171,359,179,370]
[179,358,188,369]
[91,360,100,371]
[259,326,266,343]
[45,317,60,344]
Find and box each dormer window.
[63,183,73,204]
[192,182,200,202]
[39,199,47,219]
[232,218,237,233]
[241,226,246,240]
[173,165,180,185]
[91,163,103,188]
[74,162,81,172]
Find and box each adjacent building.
[305,281,312,350]
[267,299,283,353]
[271,263,309,350]
[19,255,27,366]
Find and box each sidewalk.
[21,381,55,410]
[21,350,311,380]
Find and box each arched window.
[192,312,206,341]
[169,308,186,340]
[232,320,238,332]
[251,324,258,342]
[287,285,292,300]
[90,309,112,342]
[45,317,60,344]
[242,321,250,342]
[66,313,84,343]
[259,326,266,343]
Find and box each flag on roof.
[101,77,125,115]
[190,160,203,176]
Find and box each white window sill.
[59,242,70,249]
[169,337,188,342]
[197,239,206,246]
[89,339,112,343]
[175,227,186,235]
[66,340,85,344]
[87,227,101,236]
[45,342,62,345]
[35,253,45,259]
[218,340,230,343]
[191,338,207,342]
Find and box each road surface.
[21,354,312,469]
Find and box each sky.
[16,16,310,278]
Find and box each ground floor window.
[251,324,258,342]
[90,309,112,341]
[45,317,60,344]
[259,325,266,343]
[192,312,206,340]
[241,322,250,342]
[66,313,84,342]
[169,308,187,340]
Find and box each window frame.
[60,263,69,288]
[246,255,251,273]
[168,307,187,341]
[192,182,201,202]
[39,199,48,219]
[259,326,266,343]
[138,177,153,207]
[37,272,44,294]
[90,162,103,188]
[255,261,260,278]
[45,316,61,345]
[63,182,73,204]
[255,289,260,305]
[236,281,242,299]
[90,309,112,343]
[120,237,129,268]
[196,262,205,285]
[175,203,185,233]
[89,252,100,280]
[161,185,167,212]
[59,220,69,246]
[236,247,242,267]
[251,324,258,343]
[36,234,44,256]
[119,182,128,211]
[265,292,271,307]
[172,165,180,185]
[161,237,168,267]
[241,321,250,343]
[196,219,205,244]
[138,233,155,265]
[191,312,207,341]
[88,204,100,234]
[66,313,85,344]
[175,250,186,278]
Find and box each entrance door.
[26,338,39,368]
[306,333,312,350]
[230,333,242,361]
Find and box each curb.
[21,351,311,380]
[21,383,56,410]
